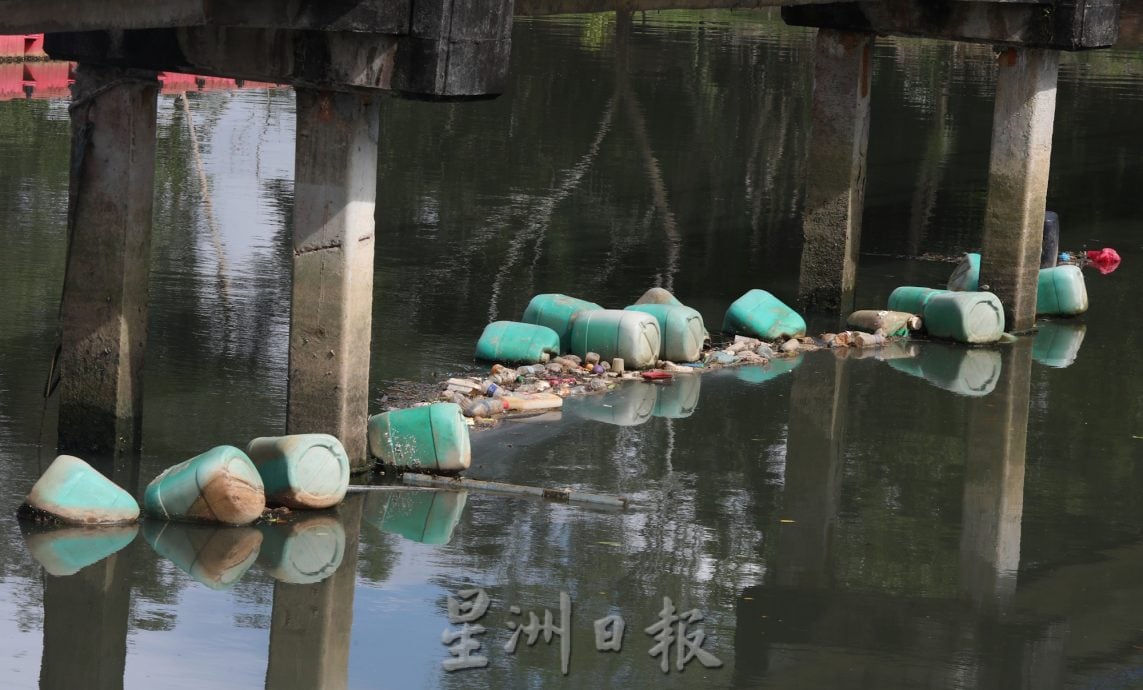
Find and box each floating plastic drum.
[143,520,262,590]
[256,515,346,584]
[569,309,661,369]
[521,294,603,353]
[653,375,701,419]
[625,304,705,362]
[887,286,947,315]
[921,292,1005,344]
[947,253,981,291]
[366,490,468,545]
[568,383,658,426]
[246,434,350,510]
[20,523,139,576]
[367,403,471,473]
[722,289,806,340]
[474,321,561,364]
[143,446,266,525]
[1036,264,1088,316]
[21,455,140,525]
[1033,322,1086,368]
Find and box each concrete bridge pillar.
[980,48,1060,333]
[797,29,873,315]
[58,64,159,454]
[287,90,379,472]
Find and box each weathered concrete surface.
[517,0,832,15]
[287,90,378,472]
[58,64,159,454]
[265,494,363,690]
[979,48,1059,333]
[797,29,872,315]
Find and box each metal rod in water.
[401,473,632,509]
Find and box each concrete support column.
[980,48,1060,333]
[288,90,379,471]
[797,29,873,315]
[58,64,159,454]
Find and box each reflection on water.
[0,9,1142,689]
[20,522,138,577]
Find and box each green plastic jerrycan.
[144,445,266,526]
[652,374,701,419]
[522,294,603,353]
[20,522,138,576]
[569,309,661,369]
[143,520,262,590]
[736,354,803,384]
[888,343,1002,397]
[1037,264,1088,316]
[365,490,468,545]
[722,289,806,340]
[1033,321,1086,368]
[367,403,471,473]
[568,382,658,426]
[246,434,350,510]
[625,303,706,363]
[474,321,561,364]
[922,291,1005,343]
[22,455,140,525]
[256,514,345,584]
[887,286,947,315]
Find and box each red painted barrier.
[0,35,25,58]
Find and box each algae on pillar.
[288,90,380,472]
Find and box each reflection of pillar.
[58,64,159,454]
[960,339,1032,608]
[979,48,1059,333]
[287,90,379,471]
[775,356,849,588]
[265,493,364,690]
[797,29,873,315]
[40,553,132,690]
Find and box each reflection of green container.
[474,321,561,364]
[367,403,471,473]
[568,382,657,426]
[1033,321,1086,368]
[1037,265,1088,316]
[923,291,1005,343]
[246,434,350,510]
[143,520,262,590]
[736,355,803,384]
[522,294,603,353]
[626,304,705,363]
[256,515,345,584]
[365,490,468,545]
[569,309,661,369]
[887,286,946,315]
[888,344,1002,397]
[21,523,138,576]
[722,290,806,340]
[144,446,266,525]
[947,253,981,291]
[652,375,701,419]
[22,455,140,525]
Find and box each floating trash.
[143,445,266,526]
[569,309,661,369]
[246,434,350,510]
[722,289,806,340]
[626,303,705,363]
[474,321,561,364]
[19,455,139,526]
[521,294,603,353]
[367,403,471,473]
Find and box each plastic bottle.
[479,380,506,398]
[463,398,507,418]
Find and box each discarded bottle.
[887,286,946,315]
[633,286,684,306]
[521,294,604,353]
[503,392,564,411]
[888,343,1001,397]
[365,489,468,545]
[245,434,350,510]
[367,403,471,473]
[143,520,262,590]
[846,310,921,337]
[922,291,1005,343]
[479,380,506,398]
[20,455,140,526]
[722,289,806,340]
[474,321,562,364]
[143,446,266,526]
[19,522,138,576]
[626,303,706,363]
[569,309,662,369]
[462,397,507,418]
[256,514,345,584]
[1033,321,1086,369]
[611,358,625,375]
[1037,264,1088,316]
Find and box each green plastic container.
[367,403,471,473]
[364,490,468,545]
[625,304,705,363]
[1033,321,1086,368]
[22,455,140,525]
[735,354,803,384]
[653,375,701,419]
[143,520,262,590]
[256,515,345,584]
[722,290,806,340]
[922,291,1005,343]
[947,252,981,291]
[20,523,138,577]
[569,382,658,426]
[143,446,266,526]
[569,309,661,369]
[1037,264,1088,316]
[521,294,603,353]
[887,286,947,315]
[474,321,561,364]
[888,344,1001,397]
[246,434,350,510]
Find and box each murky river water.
[2,10,1143,689]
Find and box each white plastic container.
[569,309,661,369]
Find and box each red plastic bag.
[1085,248,1122,275]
